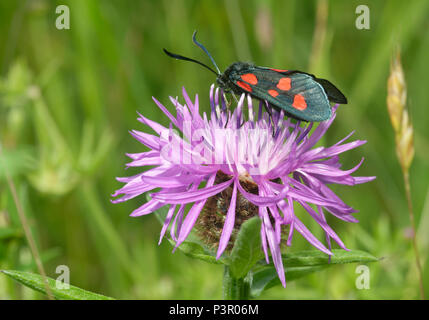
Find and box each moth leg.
[223,92,239,109]
[263,102,273,123]
[262,102,276,136]
[222,93,231,107]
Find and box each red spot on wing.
[276,77,291,91]
[236,81,252,92]
[292,94,307,110]
[271,68,288,73]
[268,89,279,97]
[241,73,258,85]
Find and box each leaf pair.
[153,202,378,297]
[1,205,378,299]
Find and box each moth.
[164,31,347,122]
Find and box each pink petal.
[174,173,217,248]
[237,180,289,206]
[293,217,331,255]
[216,181,237,259]
[130,199,165,217]
[151,177,233,204]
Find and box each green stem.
[0,145,54,300]
[222,266,250,300]
[403,170,425,300]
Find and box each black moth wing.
[232,67,332,122]
[266,68,348,105]
[312,77,347,104]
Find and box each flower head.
[387,50,414,172]
[112,85,375,287]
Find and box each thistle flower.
[112,85,375,287]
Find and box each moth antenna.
[163,48,218,76]
[192,31,221,75]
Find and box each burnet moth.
[164,31,347,122]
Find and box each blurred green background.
[0,0,428,299]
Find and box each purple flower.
[112,85,375,287]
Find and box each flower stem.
[0,144,54,300]
[403,170,425,299]
[222,266,250,300]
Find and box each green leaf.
[166,238,226,264]
[0,227,22,241]
[229,217,264,279]
[280,249,379,267]
[251,249,378,297]
[251,265,327,297]
[1,270,115,300]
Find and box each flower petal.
[237,180,289,206]
[293,216,332,255]
[260,205,286,287]
[130,199,165,217]
[159,205,176,244]
[151,177,233,204]
[130,130,163,150]
[152,96,179,128]
[174,173,217,247]
[141,174,202,187]
[300,157,365,177]
[216,181,237,259]
[299,200,348,250]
